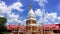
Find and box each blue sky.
[0,0,60,26]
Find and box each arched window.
[26,26,30,30]
[32,26,37,30]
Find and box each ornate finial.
[30,4,32,9]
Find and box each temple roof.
[7,24,60,30]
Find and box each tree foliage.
[0,17,7,34]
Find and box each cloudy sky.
[0,0,60,26]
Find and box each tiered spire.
[27,4,36,20]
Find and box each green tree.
[0,17,7,34]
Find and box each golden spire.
[30,4,32,9]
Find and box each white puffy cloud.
[54,22,59,24]
[0,1,24,25]
[45,13,57,22]
[57,17,60,23]
[35,8,60,25]
[46,13,57,18]
[34,0,60,25]
[0,1,23,16]
[35,0,48,7]
[0,14,4,17]
[58,17,60,20]
[8,13,19,19]
[35,9,43,17]
[7,13,19,22]
[0,1,9,16]
[6,13,24,25]
[9,2,23,11]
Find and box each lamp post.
[39,22,43,34]
[41,23,43,34]
[18,22,20,34]
[50,25,53,34]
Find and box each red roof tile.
[7,24,60,30]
